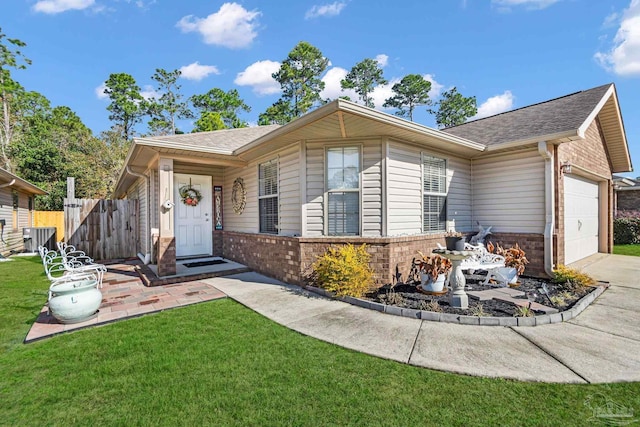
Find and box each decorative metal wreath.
[231,177,246,214]
[179,184,202,207]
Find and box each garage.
[564,175,600,264]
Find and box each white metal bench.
[437,242,509,286]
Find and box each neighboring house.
[613,175,640,214]
[0,167,47,257]
[114,83,632,284]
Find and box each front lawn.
[614,244,640,257]
[0,257,638,426]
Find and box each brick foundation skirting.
[220,231,548,286]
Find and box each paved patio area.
[25,261,227,342]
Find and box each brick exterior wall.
[220,231,548,287]
[617,189,640,212]
[556,118,614,265]
[486,233,545,277]
[222,231,301,284]
[157,237,176,276]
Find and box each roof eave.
[0,169,48,195]
[484,130,579,152]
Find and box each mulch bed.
[365,272,594,317]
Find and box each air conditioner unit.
[23,227,57,252]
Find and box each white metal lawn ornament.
[470,222,492,246]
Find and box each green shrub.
[614,217,640,244]
[552,265,596,289]
[311,244,374,297]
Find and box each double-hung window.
[326,147,360,236]
[259,159,278,234]
[423,155,447,233]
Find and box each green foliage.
[145,68,193,136]
[311,244,374,297]
[431,87,477,128]
[104,72,144,140]
[340,58,387,108]
[614,244,640,256]
[514,305,534,317]
[614,217,640,244]
[552,265,596,289]
[383,74,432,121]
[272,41,329,118]
[258,99,294,125]
[192,111,226,133]
[191,88,250,129]
[0,27,32,171]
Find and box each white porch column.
[157,158,176,276]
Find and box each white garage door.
[564,175,599,264]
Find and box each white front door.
[564,175,599,264]
[174,174,213,258]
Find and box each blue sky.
[4,0,639,176]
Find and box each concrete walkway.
[204,254,640,384]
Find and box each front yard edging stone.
[303,283,609,327]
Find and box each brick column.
[157,158,176,276]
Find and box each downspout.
[126,166,151,265]
[538,141,555,277]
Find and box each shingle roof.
[442,84,612,146]
[141,124,281,152]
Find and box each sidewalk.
[204,254,640,384]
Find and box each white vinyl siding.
[362,140,382,236]
[223,142,301,236]
[471,150,545,233]
[305,143,325,236]
[387,140,472,236]
[0,188,35,256]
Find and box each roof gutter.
[485,130,578,152]
[0,179,16,189]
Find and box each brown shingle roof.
[442,84,612,146]
[141,124,282,152]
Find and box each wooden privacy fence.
[64,198,138,261]
[34,211,64,241]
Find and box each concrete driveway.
[204,254,640,384]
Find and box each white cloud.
[320,67,357,101]
[95,82,108,100]
[176,2,261,49]
[595,0,640,76]
[234,60,281,95]
[372,78,401,110]
[179,62,220,81]
[423,74,444,99]
[140,85,159,101]
[473,91,515,119]
[491,0,561,10]
[375,54,389,67]
[33,0,95,14]
[305,1,347,19]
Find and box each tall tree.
[190,88,250,129]
[271,41,329,119]
[0,28,31,171]
[103,73,144,140]
[430,87,477,128]
[192,112,226,133]
[258,99,293,126]
[146,68,193,135]
[340,58,387,108]
[383,74,432,121]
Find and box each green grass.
[1,257,639,426]
[614,244,640,257]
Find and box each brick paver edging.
[303,283,609,327]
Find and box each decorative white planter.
[420,273,446,292]
[495,267,519,285]
[48,278,102,324]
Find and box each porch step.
[135,264,251,287]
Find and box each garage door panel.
[564,175,599,265]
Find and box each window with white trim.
[423,155,447,233]
[327,146,360,236]
[259,159,278,234]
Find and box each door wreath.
[179,183,202,206]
